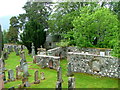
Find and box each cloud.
[0,0,27,17]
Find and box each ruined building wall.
[67,52,119,78]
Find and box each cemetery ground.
[4,49,118,88]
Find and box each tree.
[72,6,119,48]
[48,2,98,35]
[19,2,52,54]
[7,16,19,43]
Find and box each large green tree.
[7,16,19,43]
[19,2,52,54]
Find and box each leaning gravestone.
[68,77,75,89]
[57,66,63,83]
[34,70,40,84]
[67,62,74,76]
[0,25,2,57]
[23,63,29,78]
[8,69,15,81]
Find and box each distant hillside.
[0,16,12,31]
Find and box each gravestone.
[31,43,35,58]
[57,66,63,83]
[20,59,25,71]
[68,77,75,89]
[15,47,19,56]
[20,51,26,62]
[22,77,30,87]
[67,62,74,76]
[7,46,10,54]
[34,70,40,84]
[0,25,2,57]
[8,69,15,81]
[40,72,45,80]
[56,81,62,90]
[33,56,37,64]
[23,63,29,78]
[16,65,22,79]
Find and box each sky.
[0,0,27,30]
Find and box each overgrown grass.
[4,49,119,88]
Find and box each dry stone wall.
[35,55,60,70]
[67,52,119,78]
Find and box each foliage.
[72,7,119,48]
[2,30,9,43]
[19,2,52,54]
[20,19,46,54]
[6,16,19,43]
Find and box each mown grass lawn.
[4,49,119,88]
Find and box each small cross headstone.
[34,70,40,84]
[31,43,35,58]
[40,72,45,80]
[67,62,74,76]
[8,69,15,81]
[57,66,63,83]
[68,77,75,89]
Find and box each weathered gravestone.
[67,62,74,76]
[20,51,26,62]
[20,59,25,71]
[31,43,35,58]
[0,25,2,58]
[40,72,45,80]
[7,46,10,54]
[34,70,40,84]
[14,47,19,56]
[56,81,62,90]
[23,63,29,78]
[57,66,63,83]
[16,65,22,79]
[68,77,75,89]
[8,69,15,81]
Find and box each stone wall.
[35,55,60,70]
[67,47,112,56]
[47,47,67,59]
[67,52,119,78]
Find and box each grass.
[4,49,119,88]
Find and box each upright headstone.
[0,58,4,89]
[56,81,62,90]
[68,77,75,89]
[16,65,22,79]
[0,25,2,57]
[20,59,24,71]
[31,43,35,58]
[57,66,63,83]
[34,70,40,84]
[8,69,15,81]
[67,62,73,76]
[23,63,29,78]
[22,77,30,87]
[15,47,19,56]
[40,72,45,80]
[20,51,26,62]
